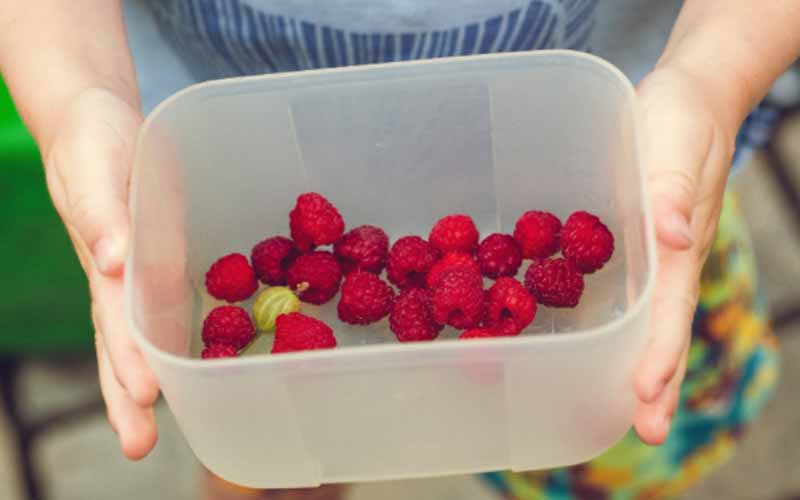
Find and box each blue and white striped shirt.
[135,0,781,168]
[145,0,598,80]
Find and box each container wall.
[127,52,653,487]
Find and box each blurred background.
[3,1,800,499]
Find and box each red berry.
[272,312,337,353]
[289,192,345,252]
[429,214,480,254]
[493,320,527,337]
[389,288,443,342]
[477,233,522,279]
[524,258,584,308]
[386,236,441,289]
[337,271,395,325]
[333,225,389,274]
[286,251,342,305]
[431,269,485,329]
[201,344,239,359]
[459,328,496,340]
[201,306,255,349]
[484,277,536,335]
[251,236,299,286]
[426,252,481,289]
[561,211,615,273]
[205,253,258,302]
[513,211,561,259]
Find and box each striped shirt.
[145,0,598,80]
[136,0,783,168]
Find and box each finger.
[45,89,141,276]
[96,325,158,460]
[92,276,160,407]
[634,251,699,403]
[634,342,689,445]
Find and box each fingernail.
[665,212,693,247]
[93,236,120,274]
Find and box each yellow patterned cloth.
[482,191,780,499]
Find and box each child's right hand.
[2,0,159,457]
[45,87,160,459]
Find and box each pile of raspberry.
[199,192,614,359]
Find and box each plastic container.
[126,50,655,488]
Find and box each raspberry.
[251,236,299,286]
[561,211,615,273]
[459,328,496,340]
[429,214,480,254]
[337,271,395,325]
[477,233,522,279]
[389,288,443,342]
[386,236,441,289]
[333,225,389,274]
[286,251,343,305]
[458,322,522,340]
[272,312,337,353]
[201,305,255,349]
[431,269,485,329]
[484,277,536,335]
[201,344,239,359]
[205,253,258,302]
[426,252,481,289]
[524,258,585,308]
[513,211,561,259]
[289,192,345,252]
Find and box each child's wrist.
[28,73,139,159]
[0,1,139,157]
[651,56,750,145]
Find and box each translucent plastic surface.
[126,51,655,488]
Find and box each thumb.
[638,74,714,251]
[45,89,141,275]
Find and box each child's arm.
[0,0,159,459]
[633,0,800,445]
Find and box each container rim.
[125,49,657,369]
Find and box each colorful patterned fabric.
[482,191,780,499]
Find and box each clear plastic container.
[125,50,655,488]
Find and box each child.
[0,0,796,498]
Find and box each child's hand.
[626,0,800,449]
[45,87,160,459]
[632,67,733,445]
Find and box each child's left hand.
[632,66,734,445]
[631,0,800,444]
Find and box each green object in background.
[0,77,93,355]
